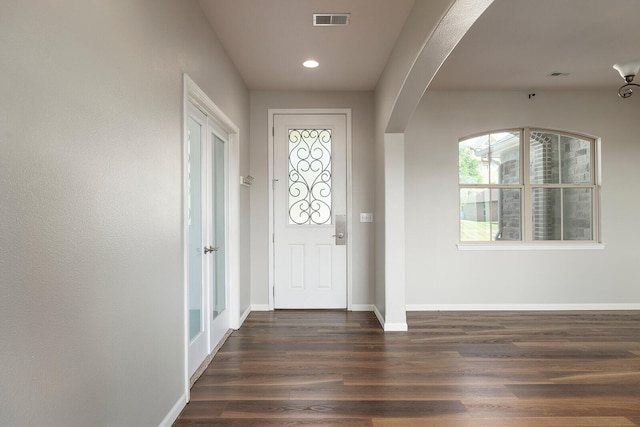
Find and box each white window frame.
[457,128,603,250]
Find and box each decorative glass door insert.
[288,128,332,225]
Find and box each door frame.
[183,74,240,399]
[268,109,353,310]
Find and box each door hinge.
[272,127,274,137]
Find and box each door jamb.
[268,108,353,310]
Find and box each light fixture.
[613,59,640,98]
[303,59,319,69]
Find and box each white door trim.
[268,108,352,311]
[183,74,240,400]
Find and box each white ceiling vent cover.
[313,13,350,26]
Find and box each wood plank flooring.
[174,310,640,426]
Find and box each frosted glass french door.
[187,103,228,378]
[209,129,228,350]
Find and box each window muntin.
[459,128,597,243]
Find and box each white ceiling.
[198,0,414,91]
[430,0,640,91]
[199,0,640,92]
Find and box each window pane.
[530,131,560,184]
[563,188,592,240]
[187,117,203,341]
[532,188,561,240]
[460,188,520,241]
[490,132,520,185]
[212,134,226,319]
[288,129,332,225]
[495,188,521,241]
[459,135,487,184]
[460,188,492,241]
[459,132,520,185]
[561,135,591,184]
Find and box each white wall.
[249,91,376,308]
[373,0,457,319]
[404,90,640,307]
[0,0,249,425]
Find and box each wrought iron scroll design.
[288,129,332,225]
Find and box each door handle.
[334,215,346,245]
[204,246,219,254]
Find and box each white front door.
[273,114,347,308]
[187,102,229,378]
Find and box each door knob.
[333,214,346,245]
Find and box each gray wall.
[0,0,250,425]
[249,91,376,307]
[404,90,640,307]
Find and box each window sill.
[457,243,605,251]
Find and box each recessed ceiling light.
[303,60,319,69]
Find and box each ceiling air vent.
[313,13,350,26]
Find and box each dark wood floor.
[174,310,640,426]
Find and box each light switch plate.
[360,213,374,223]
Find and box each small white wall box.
[240,175,254,187]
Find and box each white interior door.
[273,114,347,309]
[187,102,229,378]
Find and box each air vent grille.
[313,13,350,26]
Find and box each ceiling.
[198,0,414,91]
[199,0,640,92]
[430,0,640,91]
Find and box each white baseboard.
[384,322,409,331]
[407,303,640,311]
[250,304,382,312]
[372,305,384,328]
[158,392,187,427]
[370,304,408,331]
[239,305,252,326]
[351,304,374,311]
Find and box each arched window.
[458,129,598,243]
